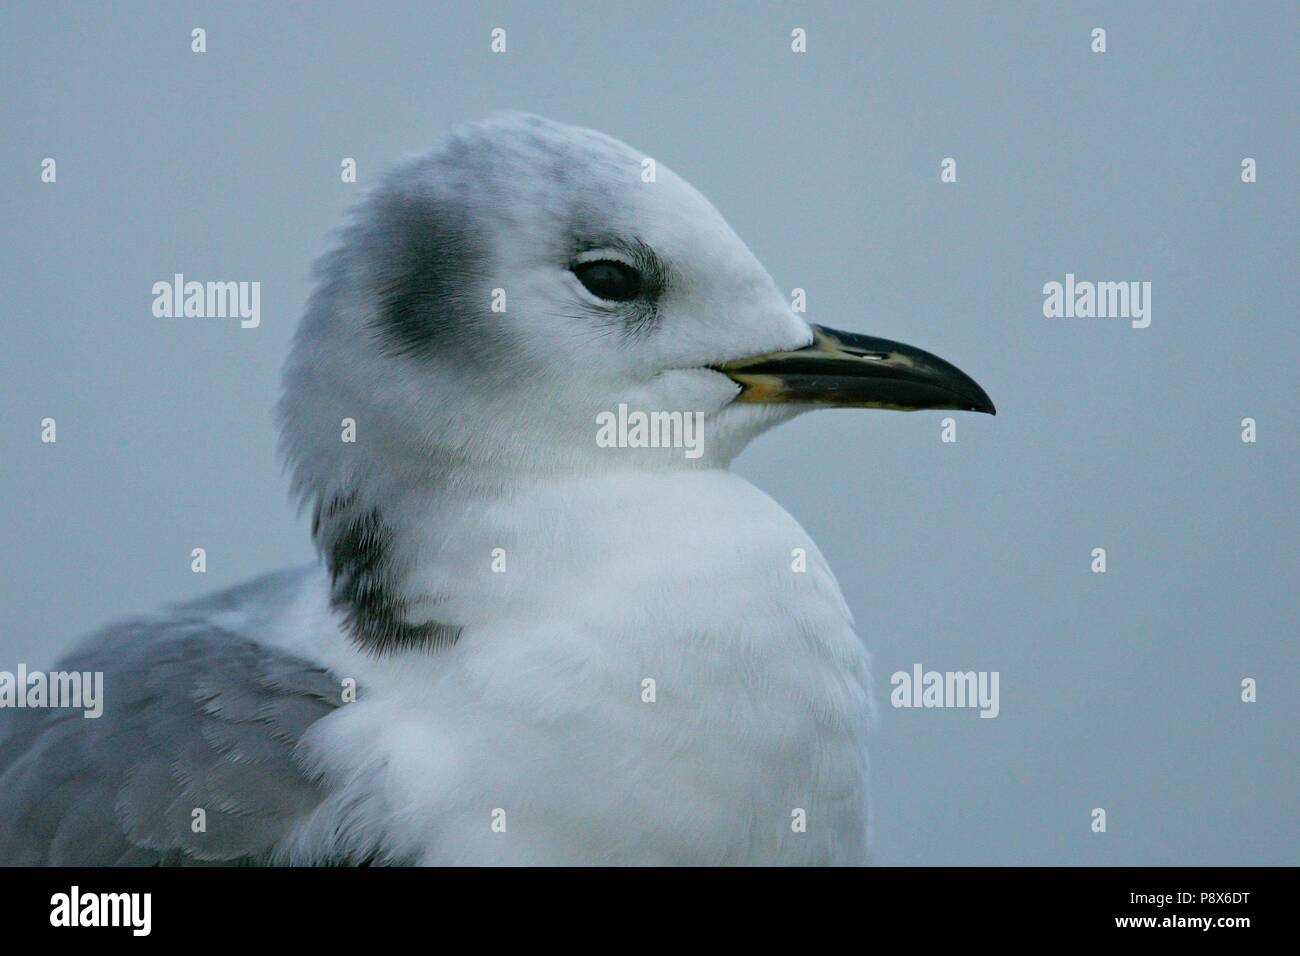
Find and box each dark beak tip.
[965,384,996,416]
[947,386,994,416]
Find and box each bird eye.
[572,259,642,302]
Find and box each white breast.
[278,469,873,865]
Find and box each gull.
[0,114,993,866]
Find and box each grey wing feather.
[0,583,345,866]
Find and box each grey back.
[0,582,344,865]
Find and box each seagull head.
[280,113,993,505]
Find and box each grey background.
[2,1,1296,865]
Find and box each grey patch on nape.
[312,490,358,539]
[316,494,462,655]
[362,185,491,361]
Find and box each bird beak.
[715,324,995,414]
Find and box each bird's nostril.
[840,347,888,361]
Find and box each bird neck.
[310,464,787,656]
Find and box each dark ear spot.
[365,192,488,359]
